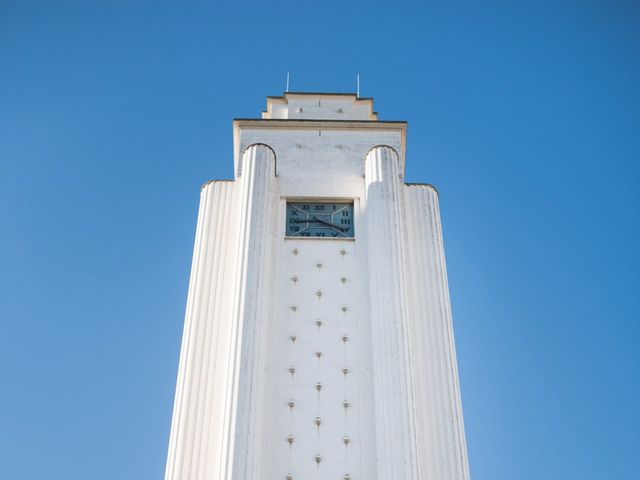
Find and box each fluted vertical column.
[403,184,470,480]
[165,179,241,480]
[165,144,276,480]
[364,146,418,479]
[230,144,277,480]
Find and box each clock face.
[286,202,354,238]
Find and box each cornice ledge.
[233,118,406,128]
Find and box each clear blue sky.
[1,1,638,478]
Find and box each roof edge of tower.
[233,118,404,124]
[267,91,373,100]
[263,92,377,120]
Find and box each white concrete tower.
[165,92,471,480]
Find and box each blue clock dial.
[286,202,354,238]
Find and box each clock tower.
[165,92,471,480]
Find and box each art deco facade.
[165,92,470,480]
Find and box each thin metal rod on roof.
[286,72,290,93]
[356,74,360,97]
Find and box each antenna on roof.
[286,72,290,93]
[356,74,360,98]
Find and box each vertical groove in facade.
[403,185,471,480]
[364,146,418,479]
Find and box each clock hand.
[310,216,347,231]
[292,216,347,231]
[292,217,331,225]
